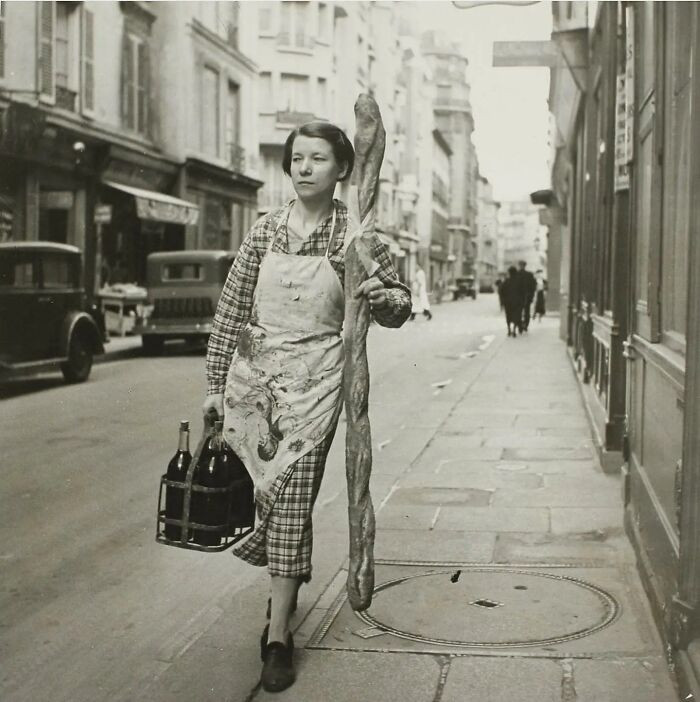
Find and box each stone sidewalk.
[255,318,679,702]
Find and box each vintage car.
[452,276,477,300]
[0,242,105,383]
[134,250,235,354]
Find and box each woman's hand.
[202,393,224,422]
[355,278,387,309]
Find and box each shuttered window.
[121,32,150,135]
[1,2,7,79]
[82,8,95,112]
[39,1,56,99]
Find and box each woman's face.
[290,135,347,200]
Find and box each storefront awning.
[103,180,199,226]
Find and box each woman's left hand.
[355,278,387,309]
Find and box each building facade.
[498,200,547,273]
[545,2,700,696]
[0,0,262,290]
[475,175,499,292]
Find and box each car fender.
[60,312,105,357]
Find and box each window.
[82,8,95,112]
[226,81,241,168]
[0,256,35,288]
[163,263,203,281]
[42,255,75,288]
[280,73,308,112]
[198,2,238,48]
[279,2,310,49]
[55,2,69,88]
[318,3,329,42]
[317,77,327,116]
[259,2,273,34]
[121,32,150,134]
[202,66,220,157]
[39,1,55,98]
[259,72,273,112]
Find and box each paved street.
[0,295,502,702]
[0,296,678,701]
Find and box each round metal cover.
[356,567,620,648]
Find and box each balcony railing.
[277,32,315,50]
[433,97,472,112]
[55,86,77,112]
[228,143,246,172]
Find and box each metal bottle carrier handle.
[155,413,254,552]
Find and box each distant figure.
[533,269,546,321]
[410,266,432,320]
[515,260,537,332]
[499,266,522,337]
[494,273,505,311]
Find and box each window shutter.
[82,9,95,112]
[137,40,150,134]
[39,1,55,98]
[121,32,134,128]
[0,3,6,79]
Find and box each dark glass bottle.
[192,421,231,546]
[164,420,191,540]
[224,442,255,529]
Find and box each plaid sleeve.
[368,233,412,328]
[205,216,269,395]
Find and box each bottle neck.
[178,428,190,453]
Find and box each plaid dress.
[206,199,411,579]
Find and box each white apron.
[223,205,344,497]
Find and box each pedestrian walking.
[499,266,523,337]
[533,269,546,321]
[515,260,537,332]
[202,120,411,693]
[410,265,432,320]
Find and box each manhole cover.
[355,567,620,648]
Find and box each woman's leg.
[268,576,298,643]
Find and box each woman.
[203,121,411,692]
[499,265,523,337]
[533,269,546,321]
[409,265,432,320]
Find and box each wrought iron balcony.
[276,110,316,126]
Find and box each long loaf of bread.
[344,94,385,611]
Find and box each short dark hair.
[282,121,354,181]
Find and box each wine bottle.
[192,421,231,546]
[164,420,191,540]
[225,442,255,529]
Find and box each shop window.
[121,30,151,135]
[202,66,220,157]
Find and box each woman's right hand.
[202,393,224,422]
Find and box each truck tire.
[142,335,164,355]
[61,333,94,383]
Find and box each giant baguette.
[344,94,385,611]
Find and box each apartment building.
[475,175,499,291]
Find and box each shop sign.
[94,205,113,224]
[40,191,74,209]
[135,197,199,226]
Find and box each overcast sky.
[406,0,553,203]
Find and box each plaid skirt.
[231,427,336,580]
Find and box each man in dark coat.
[499,266,523,337]
[515,260,537,332]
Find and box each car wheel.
[142,335,165,355]
[61,333,94,383]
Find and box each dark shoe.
[261,631,295,693]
